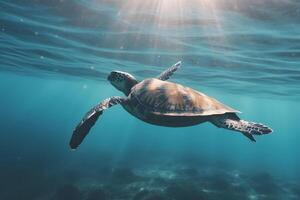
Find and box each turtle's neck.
[124,79,138,96]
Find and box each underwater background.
[1,0,300,199]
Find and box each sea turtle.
[70,61,272,149]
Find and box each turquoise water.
[1,0,300,199]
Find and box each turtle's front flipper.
[211,113,273,142]
[70,96,126,149]
[157,61,181,81]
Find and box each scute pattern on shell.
[130,79,240,116]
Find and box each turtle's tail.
[211,113,273,142]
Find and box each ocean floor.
[1,157,299,200]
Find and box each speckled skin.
[122,78,239,127]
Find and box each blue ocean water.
[1,0,300,199]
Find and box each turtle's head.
[107,71,138,96]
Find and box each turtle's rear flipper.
[70,97,125,149]
[211,113,273,142]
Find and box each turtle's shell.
[130,78,240,116]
